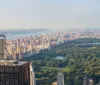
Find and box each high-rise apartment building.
[0,60,36,85]
[0,35,36,85]
[0,60,30,85]
[17,39,22,60]
[57,72,64,85]
[0,34,6,60]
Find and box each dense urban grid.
[4,29,100,60]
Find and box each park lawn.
[40,66,70,72]
[61,67,71,72]
[36,77,49,80]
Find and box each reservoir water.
[53,56,66,60]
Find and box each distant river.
[6,32,40,40]
[6,31,54,40]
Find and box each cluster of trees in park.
[68,38,100,44]
[25,38,100,85]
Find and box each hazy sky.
[0,0,100,30]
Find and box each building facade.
[30,63,36,85]
[88,79,93,85]
[83,75,88,85]
[0,34,6,60]
[57,72,64,85]
[0,60,30,85]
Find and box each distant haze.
[0,0,100,30]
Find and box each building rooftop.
[0,60,28,66]
[0,34,6,39]
[58,72,64,76]
[52,81,57,85]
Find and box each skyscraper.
[0,34,6,60]
[0,60,30,85]
[57,72,64,85]
[52,81,58,85]
[0,35,36,85]
[17,39,22,60]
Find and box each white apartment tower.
[57,72,64,85]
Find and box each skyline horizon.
[0,27,100,30]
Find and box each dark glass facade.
[0,62,30,85]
